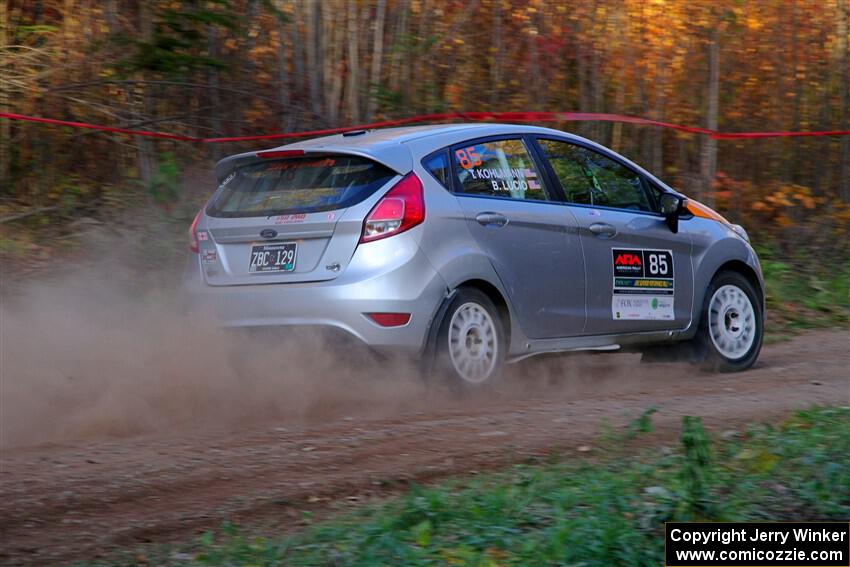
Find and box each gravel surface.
[1,329,848,565]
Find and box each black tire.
[695,270,763,372]
[434,287,506,386]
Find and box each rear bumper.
[182,233,449,355]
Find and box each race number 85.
[455,147,483,169]
[647,252,669,275]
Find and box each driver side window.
[537,139,653,212]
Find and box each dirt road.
[1,329,848,565]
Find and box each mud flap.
[419,288,459,377]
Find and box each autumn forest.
[1,0,849,266]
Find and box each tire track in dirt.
[1,329,847,565]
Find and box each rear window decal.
[265,158,337,171]
[455,147,483,169]
[612,248,674,320]
[452,139,550,202]
[218,172,236,189]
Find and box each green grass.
[114,407,849,567]
[758,249,850,340]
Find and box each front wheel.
[697,271,763,372]
[436,288,506,386]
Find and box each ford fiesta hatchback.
[184,124,764,384]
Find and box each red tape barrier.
[2,111,849,143]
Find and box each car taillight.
[360,172,425,243]
[189,209,202,253]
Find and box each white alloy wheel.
[447,301,499,384]
[707,284,756,360]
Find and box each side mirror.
[659,193,685,234]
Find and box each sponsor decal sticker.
[218,172,236,189]
[274,213,307,224]
[612,248,674,320]
[265,157,336,171]
[197,230,209,241]
[466,166,543,192]
[613,294,673,320]
[202,249,217,264]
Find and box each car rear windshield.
[207,155,396,218]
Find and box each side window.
[643,180,665,211]
[538,139,653,212]
[422,151,451,189]
[452,139,550,201]
[537,139,593,204]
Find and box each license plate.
[249,242,297,273]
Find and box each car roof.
[212,122,675,194]
[214,123,574,179]
[285,123,565,151]
[294,123,495,147]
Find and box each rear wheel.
[437,288,505,386]
[697,271,763,372]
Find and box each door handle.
[475,212,509,227]
[589,222,617,238]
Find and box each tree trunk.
[610,82,624,153]
[0,0,10,191]
[325,1,344,124]
[305,0,322,122]
[365,0,386,121]
[346,0,360,123]
[414,0,431,111]
[589,9,603,142]
[528,10,542,110]
[700,27,720,207]
[388,0,408,98]
[576,12,591,139]
[651,57,669,175]
[207,26,223,154]
[292,1,306,127]
[137,1,155,187]
[789,2,802,184]
[105,0,118,34]
[634,1,648,158]
[839,0,850,202]
[490,0,503,107]
[237,0,259,135]
[276,0,290,131]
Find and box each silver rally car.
[184,124,764,384]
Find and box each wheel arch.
[686,235,765,340]
[421,276,515,366]
[712,259,764,308]
[686,257,765,342]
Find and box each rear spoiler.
[213,146,410,185]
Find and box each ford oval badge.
[260,228,278,239]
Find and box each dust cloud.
[0,268,429,448]
[0,228,672,450]
[0,222,415,449]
